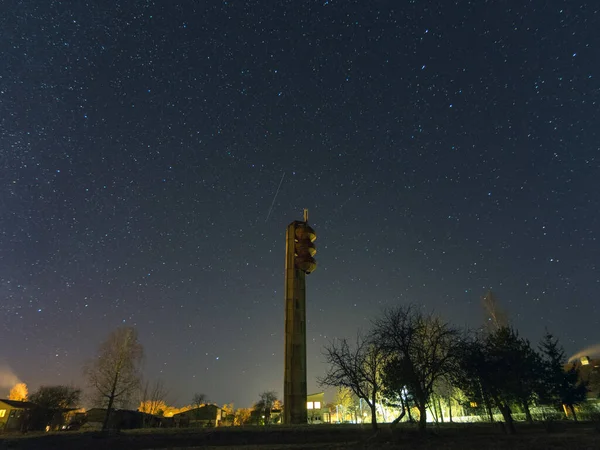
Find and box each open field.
[1,423,599,450]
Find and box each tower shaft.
[283,221,307,424]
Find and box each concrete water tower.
[283,209,317,424]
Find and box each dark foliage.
[254,391,278,425]
[28,385,81,430]
[538,332,588,421]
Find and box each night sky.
[1,1,599,408]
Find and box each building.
[0,399,36,432]
[307,392,330,424]
[172,404,223,427]
[572,356,600,399]
[84,408,158,430]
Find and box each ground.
[0,423,599,449]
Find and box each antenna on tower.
[303,208,309,223]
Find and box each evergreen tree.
[457,327,543,433]
[539,332,588,421]
[485,327,543,425]
[454,337,496,423]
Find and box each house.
[0,399,36,432]
[307,392,330,424]
[572,356,600,399]
[172,404,222,427]
[84,408,159,430]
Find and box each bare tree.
[191,392,208,422]
[374,305,461,431]
[139,379,169,416]
[192,392,207,409]
[482,290,508,332]
[254,391,278,425]
[84,327,144,431]
[319,332,385,430]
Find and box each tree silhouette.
[320,332,384,430]
[192,392,207,408]
[138,379,169,417]
[539,332,588,421]
[254,391,278,425]
[84,327,144,431]
[455,337,497,423]
[29,385,80,410]
[486,327,542,425]
[29,385,81,430]
[374,305,461,431]
[481,290,508,331]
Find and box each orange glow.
[8,383,28,402]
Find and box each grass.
[0,422,598,449]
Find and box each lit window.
[470,402,478,408]
[0,410,5,418]
[581,357,590,366]
[314,401,321,409]
[307,402,313,410]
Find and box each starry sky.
[1,0,599,408]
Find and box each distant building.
[307,392,330,424]
[0,399,36,432]
[84,408,159,430]
[571,356,600,399]
[172,404,223,427]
